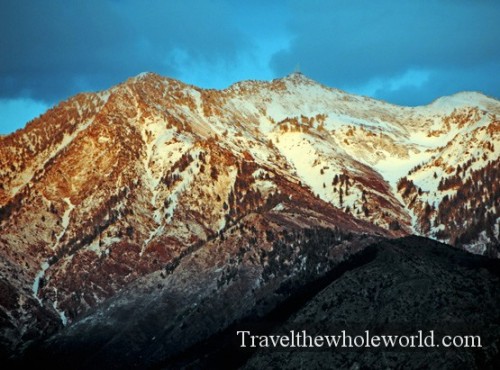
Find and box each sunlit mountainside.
[0,72,498,368]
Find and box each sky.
[1,0,499,134]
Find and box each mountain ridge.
[0,72,498,360]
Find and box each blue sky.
[1,0,499,134]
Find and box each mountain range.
[0,72,498,368]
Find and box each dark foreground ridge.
[242,236,500,370]
[155,237,379,369]
[11,235,500,370]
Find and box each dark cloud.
[271,0,500,101]
[374,63,500,106]
[0,0,253,102]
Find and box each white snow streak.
[32,197,74,325]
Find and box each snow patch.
[32,261,50,306]
[52,197,74,250]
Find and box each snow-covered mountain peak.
[427,91,498,111]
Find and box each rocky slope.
[0,72,498,363]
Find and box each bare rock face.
[0,72,498,363]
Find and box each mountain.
[0,72,498,365]
[13,237,500,369]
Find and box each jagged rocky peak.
[125,71,174,86]
[116,72,200,106]
[282,71,317,84]
[134,71,161,80]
